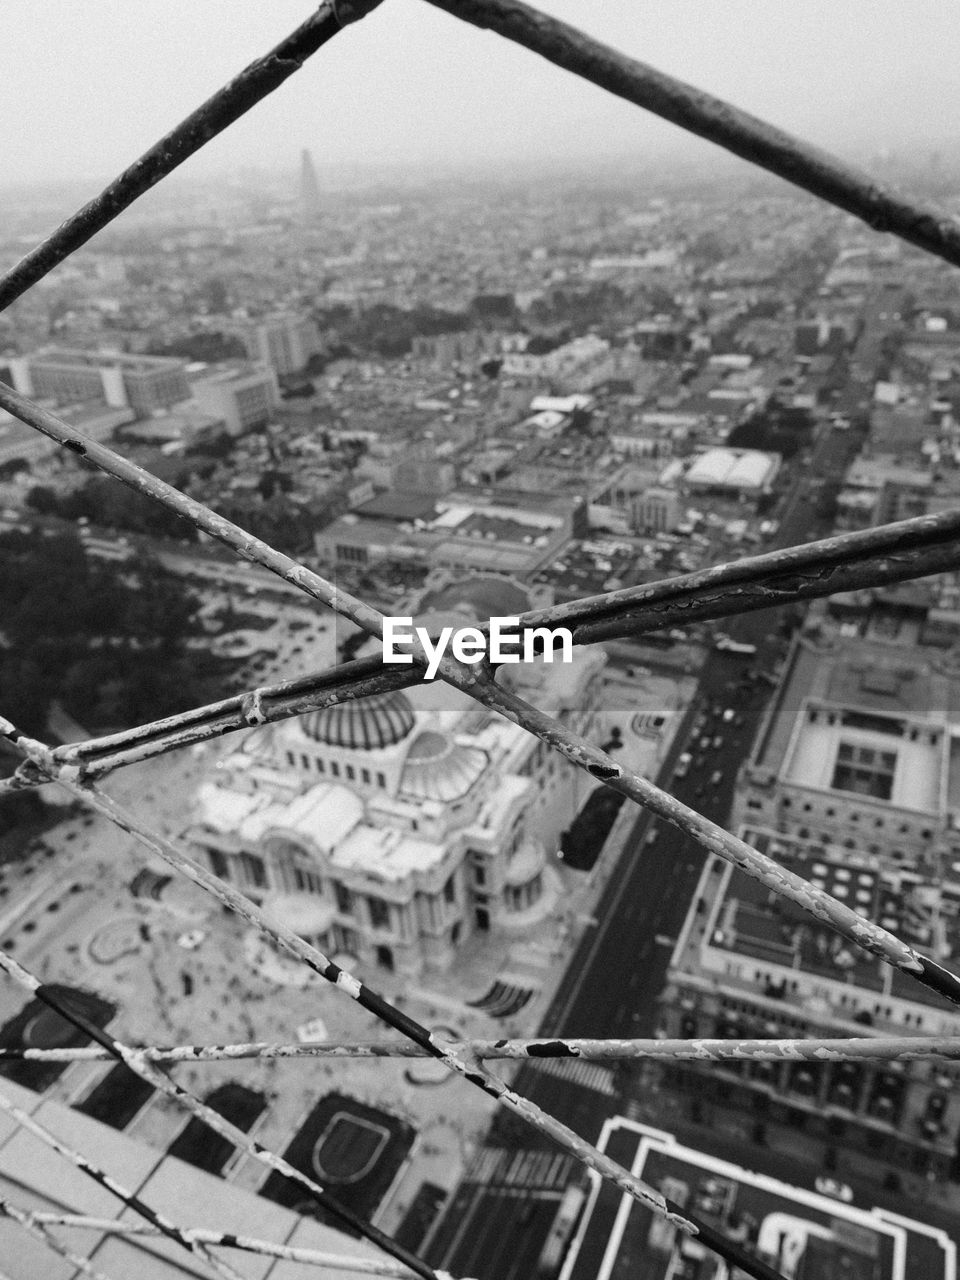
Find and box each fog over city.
[4,0,960,190]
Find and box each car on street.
[815,1177,853,1203]
[722,708,735,722]
[710,770,723,786]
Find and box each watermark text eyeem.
[383,616,573,680]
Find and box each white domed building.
[186,575,605,978]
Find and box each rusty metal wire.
[5,3,960,1279]
[3,397,960,1280]
[0,1206,424,1277]
[3,1034,960,1066]
[0,946,447,1280]
[0,1084,247,1280]
[0,726,707,1243]
[0,1198,119,1280]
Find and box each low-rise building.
[315,493,578,580]
[680,446,780,498]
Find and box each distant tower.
[299,148,321,222]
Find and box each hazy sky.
[4,1,960,189]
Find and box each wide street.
[425,423,872,1280]
[425,642,772,1279]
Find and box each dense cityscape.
[2,145,960,1280]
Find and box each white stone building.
[186,579,605,979]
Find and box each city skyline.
[4,1,960,191]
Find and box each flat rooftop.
[754,639,960,811]
[28,348,185,372]
[564,1118,954,1280]
[782,712,942,812]
[685,448,779,492]
[706,829,960,1013]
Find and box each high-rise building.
[242,312,319,377]
[299,147,321,222]
[189,361,279,435]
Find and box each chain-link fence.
[2,4,960,1278]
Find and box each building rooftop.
[301,690,417,752]
[196,777,365,856]
[565,1118,955,1280]
[708,828,960,1014]
[685,447,779,491]
[400,731,487,803]
[189,361,272,386]
[23,347,186,372]
[753,638,960,815]
[352,491,439,522]
[0,1077,378,1279]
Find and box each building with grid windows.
[658,830,960,1182]
[241,312,320,377]
[189,361,279,435]
[8,348,190,415]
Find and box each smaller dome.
[301,690,415,751]
[400,731,487,803]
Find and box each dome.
[400,730,487,803]
[301,691,415,751]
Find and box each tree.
[0,530,205,735]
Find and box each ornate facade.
[186,577,605,978]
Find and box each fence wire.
[2,2,960,1279]
[0,1204,425,1278]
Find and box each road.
[426,648,772,1279]
[426,424,862,1280]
